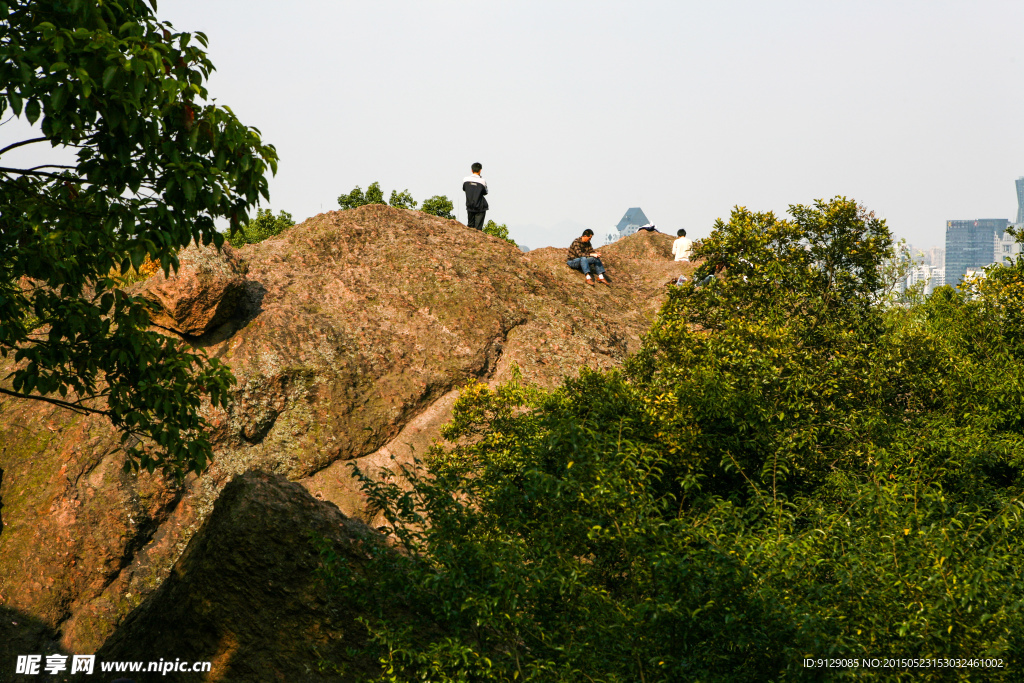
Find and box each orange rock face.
[141,242,248,336]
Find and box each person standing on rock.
[463,163,488,230]
[566,229,609,285]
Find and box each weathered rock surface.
[142,242,248,336]
[0,206,693,658]
[97,471,378,682]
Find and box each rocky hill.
[0,205,692,675]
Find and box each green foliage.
[320,197,1024,681]
[338,182,435,213]
[0,0,278,476]
[336,185,365,210]
[389,188,417,210]
[225,208,294,247]
[420,194,455,220]
[967,226,1024,354]
[337,183,456,220]
[366,182,386,206]
[482,219,516,246]
[689,198,892,313]
[884,238,920,305]
[338,182,386,210]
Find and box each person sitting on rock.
[566,229,609,285]
[696,262,725,288]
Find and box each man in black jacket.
[463,162,488,230]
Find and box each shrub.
[338,182,387,210]
[389,188,418,210]
[483,219,516,246]
[226,209,294,247]
[420,195,455,220]
[339,183,453,218]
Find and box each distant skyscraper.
[945,218,1008,286]
[1016,177,1024,223]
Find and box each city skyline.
[941,174,1024,286]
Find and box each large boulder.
[142,242,247,336]
[98,471,378,682]
[602,228,675,261]
[0,205,696,656]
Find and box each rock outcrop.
[97,471,379,682]
[141,242,248,336]
[0,206,693,659]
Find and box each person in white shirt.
[672,229,693,262]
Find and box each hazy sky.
[10,1,1024,249]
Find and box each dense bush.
[225,208,294,247]
[389,188,418,210]
[337,183,458,220]
[337,182,458,220]
[338,182,388,210]
[320,197,1024,681]
[483,219,516,246]
[420,194,455,220]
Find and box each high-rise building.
[1016,177,1024,224]
[945,219,1009,286]
[906,264,944,296]
[997,228,1023,265]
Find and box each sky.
[7,1,1024,250]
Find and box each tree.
[339,183,456,220]
[420,194,454,220]
[337,181,386,210]
[336,185,367,210]
[388,188,417,210]
[225,208,294,247]
[364,181,384,206]
[967,225,1024,352]
[689,197,892,312]
[483,219,516,246]
[0,0,278,476]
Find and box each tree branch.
[0,166,75,180]
[26,164,77,171]
[0,137,48,156]
[0,386,112,418]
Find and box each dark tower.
[1016,177,1024,224]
